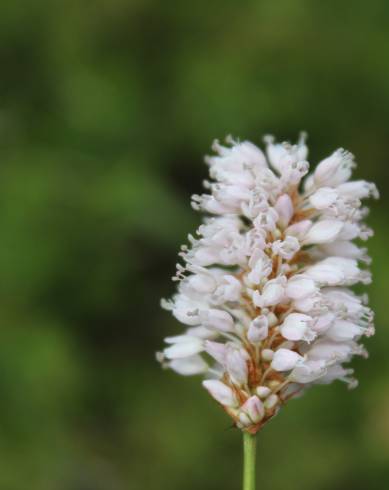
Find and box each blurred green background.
[0,1,388,489]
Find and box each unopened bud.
[247,315,268,343]
[261,349,274,361]
[202,380,238,408]
[240,395,265,424]
[256,386,271,398]
[264,393,279,410]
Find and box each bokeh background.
[0,1,388,489]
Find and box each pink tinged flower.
[325,319,371,341]
[280,313,316,342]
[225,346,249,386]
[264,137,291,173]
[286,275,317,300]
[311,313,335,333]
[271,348,303,371]
[253,209,279,232]
[168,296,204,325]
[305,264,344,285]
[247,251,272,285]
[213,274,242,302]
[247,315,269,343]
[274,194,294,228]
[191,194,233,214]
[169,355,209,376]
[337,180,379,200]
[204,340,226,364]
[302,220,344,245]
[163,336,204,359]
[285,220,312,241]
[289,359,327,383]
[213,183,252,206]
[202,379,239,408]
[264,394,279,410]
[313,149,355,187]
[159,133,376,433]
[293,294,320,313]
[318,241,370,263]
[316,365,358,389]
[336,222,369,242]
[252,276,286,307]
[272,236,300,259]
[307,339,361,362]
[264,133,308,176]
[309,187,338,209]
[256,386,271,398]
[190,246,221,266]
[199,309,235,332]
[186,273,216,294]
[240,396,265,424]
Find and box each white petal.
[303,220,344,245]
[164,337,204,359]
[202,379,238,407]
[170,355,208,375]
[225,346,249,386]
[309,187,337,209]
[305,261,345,285]
[240,396,264,423]
[200,309,234,332]
[290,359,327,383]
[274,194,294,228]
[286,220,312,240]
[204,340,226,364]
[325,320,364,341]
[271,348,303,371]
[286,275,317,300]
[337,180,379,200]
[313,149,355,187]
[247,315,269,343]
[280,313,314,341]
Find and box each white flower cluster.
[158,134,377,433]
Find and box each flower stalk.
[243,432,256,490]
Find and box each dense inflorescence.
[157,134,378,433]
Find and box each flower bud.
[261,349,274,361]
[264,394,279,410]
[202,380,238,408]
[256,386,271,398]
[303,220,344,245]
[240,396,265,424]
[164,336,204,359]
[286,275,317,300]
[274,194,294,228]
[247,315,269,343]
[226,346,249,386]
[204,340,226,364]
[271,348,302,371]
[280,313,315,342]
[200,309,234,332]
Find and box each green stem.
[243,432,256,490]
